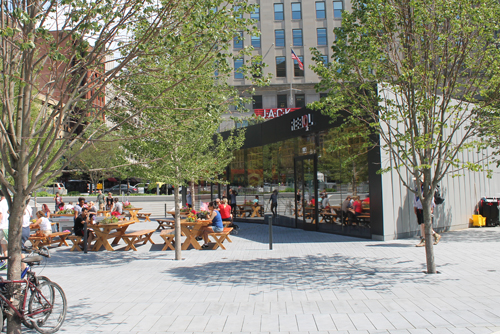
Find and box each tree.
[0,0,257,331]
[118,1,265,260]
[311,0,500,273]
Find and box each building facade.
[221,0,349,130]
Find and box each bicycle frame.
[0,278,53,321]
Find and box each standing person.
[414,183,441,247]
[186,189,192,208]
[201,201,224,249]
[53,192,62,213]
[0,191,9,267]
[269,189,278,216]
[296,189,302,203]
[105,192,114,211]
[22,199,32,250]
[97,190,105,211]
[229,189,237,216]
[341,195,352,223]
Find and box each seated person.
[64,201,74,211]
[341,195,352,221]
[201,201,224,249]
[253,195,259,206]
[41,204,51,218]
[321,193,331,211]
[348,196,363,223]
[310,196,316,207]
[219,198,233,226]
[74,207,94,246]
[30,211,53,236]
[111,197,123,216]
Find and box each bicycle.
[0,250,67,333]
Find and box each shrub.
[35,191,51,197]
[68,191,80,196]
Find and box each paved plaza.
[28,218,500,334]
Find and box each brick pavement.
[26,219,500,334]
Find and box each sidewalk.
[35,221,500,334]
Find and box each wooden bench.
[67,235,83,252]
[28,231,71,249]
[120,229,156,251]
[137,213,152,222]
[156,218,174,230]
[160,229,175,250]
[208,227,233,250]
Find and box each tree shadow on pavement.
[164,252,448,292]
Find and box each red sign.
[254,108,301,119]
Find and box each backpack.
[434,184,444,205]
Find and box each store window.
[293,29,303,46]
[291,2,302,20]
[317,28,327,46]
[274,3,284,20]
[276,56,286,77]
[321,55,328,65]
[316,1,326,19]
[277,94,287,108]
[275,29,285,47]
[294,56,304,76]
[295,94,305,108]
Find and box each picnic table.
[156,218,175,230]
[237,205,262,217]
[166,211,188,220]
[91,219,136,251]
[303,206,317,224]
[179,219,210,250]
[123,208,142,220]
[50,213,74,218]
[97,210,110,217]
[320,210,337,223]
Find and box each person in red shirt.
[219,198,233,226]
[348,196,363,223]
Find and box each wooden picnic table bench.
[120,229,156,251]
[29,231,71,249]
[208,227,233,250]
[160,229,175,250]
[137,213,152,222]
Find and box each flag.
[291,49,304,70]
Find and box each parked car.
[103,184,138,195]
[39,183,67,195]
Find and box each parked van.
[40,183,67,195]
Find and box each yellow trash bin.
[472,214,486,227]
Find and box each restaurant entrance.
[294,154,318,231]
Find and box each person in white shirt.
[414,182,441,247]
[0,191,9,258]
[31,211,52,236]
[22,200,32,249]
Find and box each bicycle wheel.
[28,281,66,334]
[22,275,52,330]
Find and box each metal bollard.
[265,214,273,250]
[83,221,88,254]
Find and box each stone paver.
[19,219,500,333]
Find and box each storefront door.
[294,154,318,231]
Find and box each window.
[320,93,328,99]
[234,31,243,49]
[333,1,343,19]
[234,58,244,79]
[234,5,242,19]
[295,94,305,108]
[253,95,263,109]
[316,1,326,19]
[277,94,288,108]
[291,3,302,20]
[317,28,327,46]
[293,29,303,46]
[275,29,285,47]
[274,3,284,20]
[251,6,260,20]
[251,35,261,48]
[294,56,304,76]
[321,55,328,65]
[252,60,262,78]
[276,56,286,77]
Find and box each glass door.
[294,154,318,231]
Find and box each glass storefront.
[225,127,373,239]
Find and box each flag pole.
[289,44,293,107]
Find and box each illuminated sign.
[291,113,314,131]
[254,108,301,119]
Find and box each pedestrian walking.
[269,189,278,216]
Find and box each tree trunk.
[173,184,182,261]
[422,199,437,274]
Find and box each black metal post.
[265,214,273,250]
[83,221,88,253]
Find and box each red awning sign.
[254,108,301,119]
